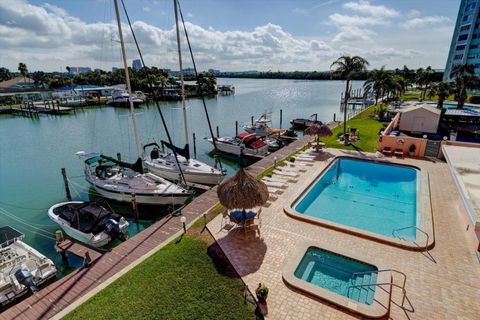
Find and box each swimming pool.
[294,247,378,305]
[294,158,419,240]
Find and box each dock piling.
[280,109,283,129]
[131,193,139,221]
[235,121,238,136]
[334,113,336,122]
[251,116,254,126]
[116,152,122,161]
[216,126,220,138]
[193,133,197,159]
[61,168,72,201]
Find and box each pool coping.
[284,156,435,251]
[282,242,392,319]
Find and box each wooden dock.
[10,101,74,116]
[0,135,316,320]
[55,240,103,262]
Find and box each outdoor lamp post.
[180,216,187,233]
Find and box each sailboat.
[77,0,192,205]
[142,0,226,186]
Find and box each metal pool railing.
[392,226,430,252]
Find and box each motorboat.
[106,92,143,107]
[207,132,269,158]
[0,226,56,306]
[290,113,321,129]
[48,201,129,248]
[244,112,272,136]
[77,152,193,205]
[143,142,226,186]
[133,91,147,101]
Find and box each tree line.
[0,63,217,94]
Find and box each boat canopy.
[0,226,24,248]
[54,202,121,234]
[85,156,116,167]
[236,132,256,142]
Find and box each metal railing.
[392,225,430,252]
[348,269,408,308]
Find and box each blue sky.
[1,0,460,72]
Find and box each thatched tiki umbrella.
[217,168,269,219]
[305,123,333,149]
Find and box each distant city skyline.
[0,0,459,72]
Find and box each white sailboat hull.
[144,163,224,186]
[89,182,190,205]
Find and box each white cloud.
[343,0,399,18]
[332,26,376,43]
[187,12,194,18]
[403,16,451,29]
[0,0,335,72]
[329,13,388,27]
[142,6,151,13]
[407,9,421,18]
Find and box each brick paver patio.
[208,148,480,319]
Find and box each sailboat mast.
[113,0,142,159]
[174,0,190,149]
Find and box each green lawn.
[321,106,385,152]
[65,235,255,320]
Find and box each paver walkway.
[208,148,480,319]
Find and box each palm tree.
[415,66,434,100]
[450,63,479,109]
[428,82,453,109]
[331,56,369,135]
[18,62,28,85]
[363,66,401,103]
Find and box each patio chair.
[228,208,261,233]
[382,147,392,156]
[394,148,404,158]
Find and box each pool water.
[295,158,418,240]
[294,247,378,305]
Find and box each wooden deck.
[0,132,316,320]
[55,240,103,262]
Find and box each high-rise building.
[132,59,143,71]
[444,0,480,80]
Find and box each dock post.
[251,116,254,126]
[216,126,220,138]
[235,121,238,136]
[116,152,122,161]
[334,113,336,122]
[131,193,139,221]
[280,109,283,129]
[55,230,64,243]
[193,133,197,159]
[61,168,72,201]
